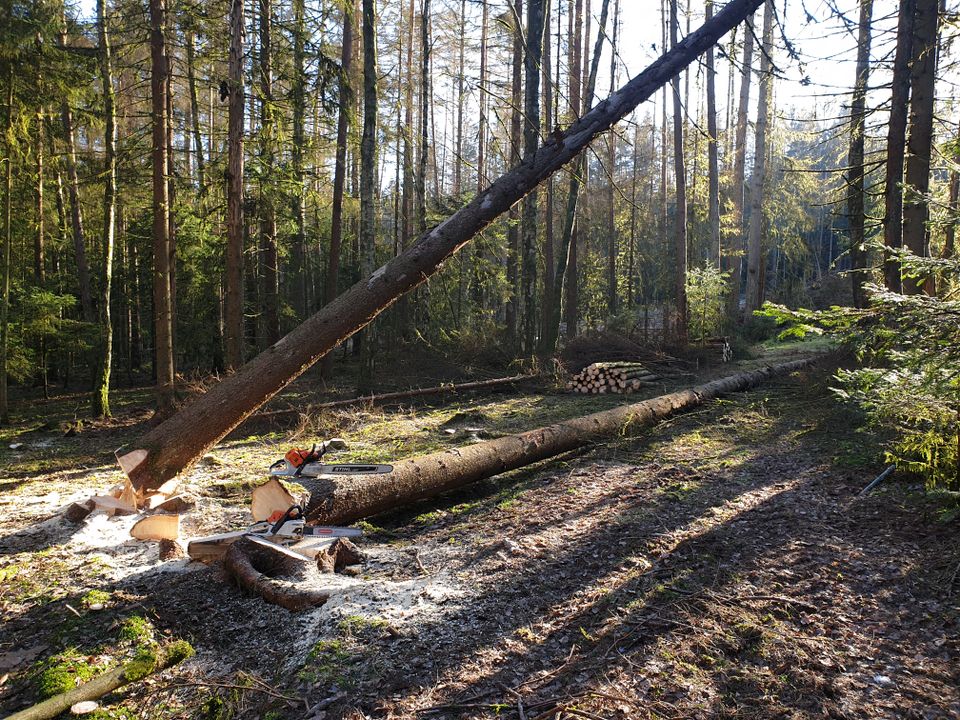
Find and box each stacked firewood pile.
[565,362,660,394]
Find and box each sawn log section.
[302,359,813,524]
[119,0,765,490]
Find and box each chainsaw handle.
[269,505,303,535]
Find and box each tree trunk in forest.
[225,0,246,369]
[883,0,914,292]
[522,0,545,354]
[540,0,555,344]
[605,0,620,315]
[544,0,611,355]
[303,359,813,524]
[471,0,489,316]
[320,0,355,379]
[454,0,466,197]
[506,0,524,348]
[357,0,378,394]
[185,27,206,191]
[902,0,939,295]
[726,10,754,320]
[150,0,175,413]
[744,0,772,315]
[417,0,430,238]
[259,0,279,347]
[670,0,688,343]
[117,0,766,490]
[34,109,45,286]
[93,0,117,418]
[0,70,11,425]
[846,0,873,309]
[705,0,720,269]
[56,17,94,324]
[291,0,308,319]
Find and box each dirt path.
[1,362,958,719]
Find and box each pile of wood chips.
[565,362,660,394]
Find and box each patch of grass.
[299,639,356,688]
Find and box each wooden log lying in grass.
[223,536,332,611]
[303,359,814,524]
[251,374,535,423]
[4,642,194,720]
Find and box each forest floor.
[1,341,958,720]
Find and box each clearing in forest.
[0,350,958,719]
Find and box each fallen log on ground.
[4,641,194,720]
[252,374,535,422]
[302,359,814,524]
[115,0,765,491]
[223,536,332,611]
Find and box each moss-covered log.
[303,359,814,524]
[4,642,194,720]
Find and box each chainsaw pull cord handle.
[270,504,303,535]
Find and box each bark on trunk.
[846,0,873,308]
[505,0,523,347]
[670,0,688,342]
[320,0,355,379]
[744,0,772,315]
[726,10,754,320]
[357,0,378,394]
[902,0,939,294]
[150,0,175,413]
[118,0,766,490]
[225,0,246,368]
[93,0,117,418]
[882,0,914,292]
[705,0,721,268]
[522,0,545,353]
[291,0,308,318]
[303,359,813,524]
[258,0,280,347]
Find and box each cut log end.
[223,537,332,611]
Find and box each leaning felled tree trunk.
[302,359,813,524]
[118,0,766,491]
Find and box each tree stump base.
[317,538,364,574]
[223,536,332,611]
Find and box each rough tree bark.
[705,0,721,268]
[357,0,378,394]
[522,0,545,353]
[882,0,914,292]
[225,0,246,368]
[149,0,175,413]
[846,0,873,308]
[291,0,308,318]
[726,10,754,319]
[744,0,772,315]
[902,0,939,294]
[670,0,688,342]
[505,0,523,347]
[258,0,280,347]
[118,0,767,490]
[303,359,813,524]
[320,0,355,379]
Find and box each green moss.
[337,615,388,636]
[123,647,159,681]
[81,589,111,607]
[35,648,99,698]
[163,639,195,665]
[87,709,136,720]
[118,615,155,644]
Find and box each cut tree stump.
[302,359,815,524]
[317,538,365,574]
[222,536,332,611]
[115,0,765,492]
